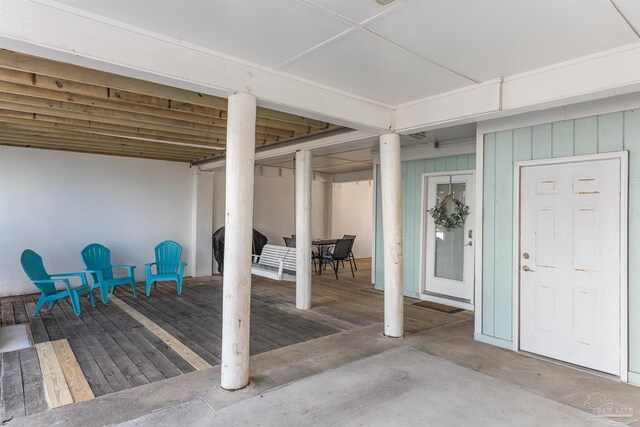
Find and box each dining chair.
[321,238,354,279]
[342,234,357,271]
[285,236,322,274]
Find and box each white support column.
[221,92,256,390]
[295,150,312,309]
[379,133,403,337]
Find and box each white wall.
[191,170,214,277]
[0,146,204,297]
[212,166,330,272]
[331,180,373,259]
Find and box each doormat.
[412,300,463,314]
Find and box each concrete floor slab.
[116,399,216,427]
[406,320,640,418]
[0,325,30,353]
[145,347,592,427]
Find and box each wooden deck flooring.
[0,259,470,422]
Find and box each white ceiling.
[51,0,640,105]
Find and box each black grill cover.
[211,227,268,275]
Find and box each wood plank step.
[51,339,95,403]
[35,341,73,408]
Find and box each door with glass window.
[424,174,474,304]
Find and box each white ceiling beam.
[394,43,640,134]
[0,0,393,132]
[501,43,640,111]
[197,129,377,170]
[393,81,502,134]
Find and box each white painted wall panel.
[331,180,373,259]
[0,146,194,297]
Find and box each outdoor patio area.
[0,259,471,422]
[2,259,640,426]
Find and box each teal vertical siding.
[374,165,384,287]
[375,153,475,297]
[493,131,514,340]
[482,109,640,377]
[574,117,598,156]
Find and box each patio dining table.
[312,238,337,275]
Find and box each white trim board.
[474,130,484,336]
[511,151,629,382]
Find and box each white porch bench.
[251,244,296,281]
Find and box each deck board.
[18,347,47,416]
[1,351,26,420]
[35,342,73,409]
[51,340,94,403]
[66,336,114,397]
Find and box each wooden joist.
[0,112,225,146]
[0,140,209,163]
[0,122,223,152]
[0,51,330,129]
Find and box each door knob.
[522,252,529,259]
[522,265,534,272]
[465,241,473,246]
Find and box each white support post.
[379,133,403,337]
[221,92,256,390]
[295,150,312,309]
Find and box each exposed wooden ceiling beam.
[0,134,217,163]
[0,51,331,129]
[0,99,229,141]
[0,50,342,163]
[1,140,199,162]
[0,111,225,146]
[0,125,221,156]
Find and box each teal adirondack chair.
[81,243,136,303]
[20,249,95,316]
[145,240,187,296]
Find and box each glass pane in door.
[434,182,466,281]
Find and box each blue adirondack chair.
[81,243,136,303]
[145,240,187,296]
[20,249,95,316]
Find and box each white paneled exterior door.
[425,174,474,306]
[519,158,621,375]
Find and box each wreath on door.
[427,193,470,231]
